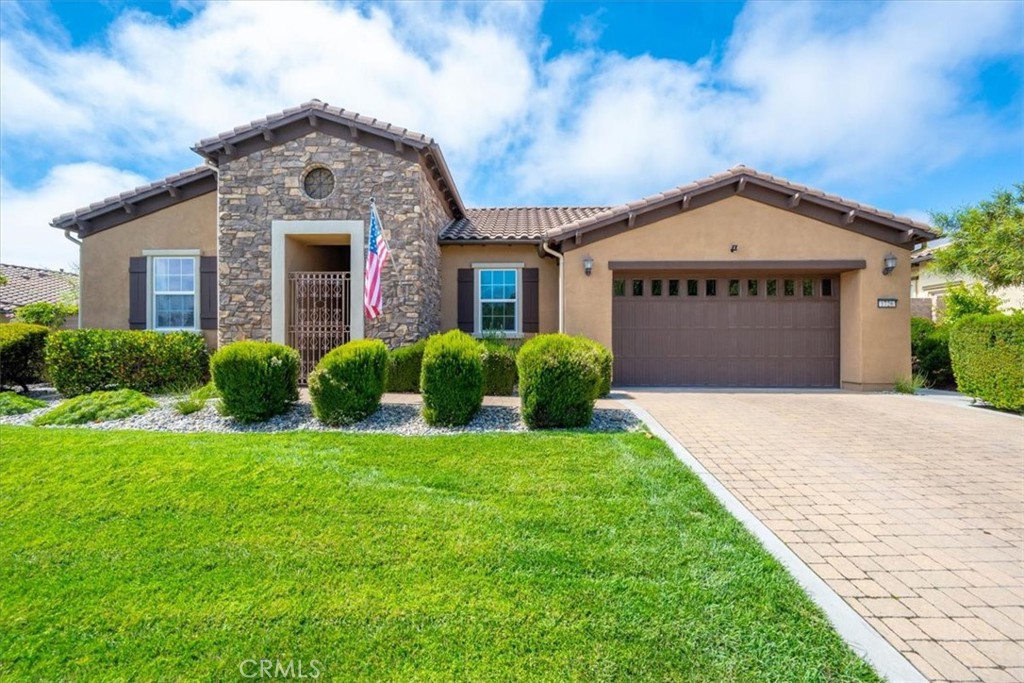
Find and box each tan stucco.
[562,196,913,389]
[79,192,217,345]
[440,244,559,336]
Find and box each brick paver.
[630,390,1023,683]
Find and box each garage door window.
[802,279,814,296]
[668,279,680,296]
[613,279,626,296]
[687,279,699,296]
[784,279,795,296]
[728,279,740,296]
[767,279,778,296]
[822,278,834,297]
[632,280,644,296]
[651,279,663,296]
[705,280,717,296]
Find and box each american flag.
[364,202,390,319]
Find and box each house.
[910,241,1024,320]
[0,263,79,326]
[52,100,935,389]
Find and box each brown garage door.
[612,274,839,387]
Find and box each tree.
[939,283,1001,324]
[930,183,1024,288]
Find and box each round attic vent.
[303,167,334,200]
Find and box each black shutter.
[128,257,147,330]
[522,268,539,333]
[200,256,217,331]
[457,268,474,332]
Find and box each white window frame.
[145,249,200,332]
[473,263,523,337]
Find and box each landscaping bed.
[0,427,879,681]
[0,385,639,435]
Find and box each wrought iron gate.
[289,271,351,383]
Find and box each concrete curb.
[621,399,927,683]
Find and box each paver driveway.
[629,389,1023,683]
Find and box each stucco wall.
[562,196,913,390]
[79,192,218,345]
[911,266,1024,318]
[217,131,450,347]
[439,244,559,335]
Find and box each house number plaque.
[877,298,898,309]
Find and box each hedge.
[0,323,48,391]
[949,313,1024,412]
[517,334,603,429]
[910,317,952,388]
[421,330,484,426]
[481,341,517,396]
[45,329,208,397]
[210,341,300,422]
[386,339,426,393]
[14,301,78,329]
[309,339,389,425]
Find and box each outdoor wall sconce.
[583,255,594,276]
[882,253,897,276]
[730,244,739,252]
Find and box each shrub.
[480,340,517,396]
[0,391,47,415]
[210,341,299,423]
[517,334,602,429]
[949,313,1024,412]
[939,283,1001,324]
[0,323,49,391]
[910,317,953,388]
[309,339,389,426]
[386,339,426,393]
[190,381,220,401]
[174,398,205,416]
[45,329,208,397]
[577,336,613,398]
[33,389,157,426]
[14,302,78,329]
[893,373,929,395]
[421,330,484,426]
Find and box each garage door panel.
[612,273,839,387]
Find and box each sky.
[1,0,1021,270]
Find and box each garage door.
[612,274,839,387]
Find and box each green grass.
[32,389,157,426]
[0,427,880,682]
[0,391,46,415]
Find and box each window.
[705,279,717,296]
[651,279,663,296]
[802,278,814,296]
[479,269,518,333]
[613,279,626,296]
[784,279,795,296]
[747,279,758,296]
[668,279,680,296]
[767,279,778,296]
[153,256,197,330]
[687,279,699,296]
[728,279,740,296]
[821,278,834,297]
[632,279,644,296]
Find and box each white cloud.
[0,0,1020,267]
[0,164,147,269]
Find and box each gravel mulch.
[0,386,641,435]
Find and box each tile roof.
[51,166,215,228]
[0,264,79,314]
[440,207,610,241]
[546,165,936,243]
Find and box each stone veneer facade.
[216,131,450,347]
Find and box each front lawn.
[0,427,878,681]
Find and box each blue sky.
[1,0,1021,269]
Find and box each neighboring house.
[0,263,79,326]
[52,100,935,389]
[910,243,1024,320]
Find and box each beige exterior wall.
[911,265,1024,319]
[440,244,559,336]
[562,196,914,390]
[79,192,218,345]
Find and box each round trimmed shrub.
[481,341,517,396]
[0,323,49,391]
[949,313,1023,412]
[309,339,389,426]
[421,330,484,426]
[517,334,602,429]
[578,336,613,398]
[386,339,426,393]
[210,341,299,423]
